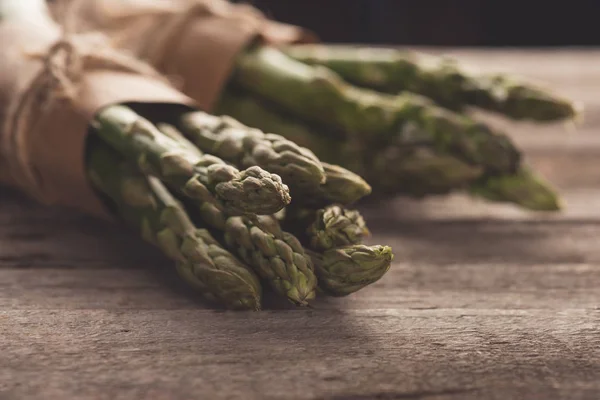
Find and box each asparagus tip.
[503,83,582,122]
[215,166,291,214]
[315,244,394,297]
[287,286,317,306]
[321,163,372,205]
[470,168,563,212]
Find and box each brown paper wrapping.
[0,18,194,217]
[51,0,317,111]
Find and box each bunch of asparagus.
[213,44,580,211]
[0,0,393,310]
[87,105,393,310]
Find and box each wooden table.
[2,50,600,400]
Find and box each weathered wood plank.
[2,262,599,311]
[1,309,598,400]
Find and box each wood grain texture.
[2,50,600,400]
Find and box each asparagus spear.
[283,45,580,122]
[216,90,354,166]
[232,45,521,175]
[178,110,371,206]
[368,139,483,197]
[284,204,370,252]
[307,205,370,251]
[308,245,393,297]
[182,199,317,305]
[216,89,561,211]
[86,139,262,310]
[222,214,317,305]
[178,111,326,194]
[311,163,371,206]
[282,205,393,296]
[93,105,291,215]
[469,167,562,211]
[156,123,203,157]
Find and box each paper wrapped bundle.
[0,0,393,310]
[0,4,194,216]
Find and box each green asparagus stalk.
[232,45,521,175]
[308,245,393,297]
[93,105,291,215]
[171,187,317,305]
[86,139,262,310]
[283,45,580,122]
[281,205,393,296]
[368,137,484,197]
[308,205,370,251]
[312,162,371,206]
[178,110,371,206]
[469,167,562,211]
[284,204,370,252]
[156,123,203,157]
[178,111,326,193]
[222,214,317,305]
[216,90,353,165]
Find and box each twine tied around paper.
[46,0,316,111]
[112,0,298,72]
[3,28,165,201]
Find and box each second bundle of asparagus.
[49,0,580,212]
[219,45,569,211]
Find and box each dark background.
[233,0,600,47]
